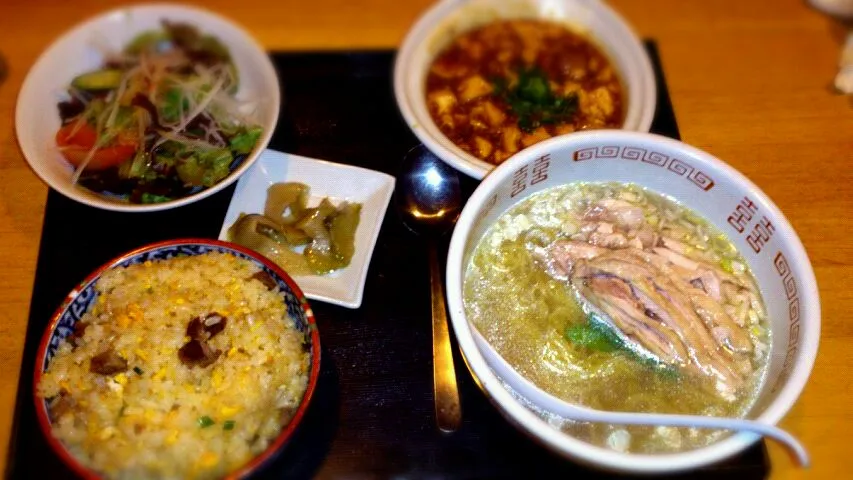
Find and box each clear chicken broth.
[463,182,770,453]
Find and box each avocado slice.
[71,69,124,91]
[124,31,169,54]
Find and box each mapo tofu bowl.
[394,0,655,179]
[33,239,320,479]
[445,131,820,472]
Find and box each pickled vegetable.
[264,183,309,224]
[228,182,361,275]
[227,214,313,276]
[329,203,361,262]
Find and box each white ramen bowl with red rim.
[445,131,820,473]
[394,0,656,179]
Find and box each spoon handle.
[571,409,809,467]
[429,242,462,433]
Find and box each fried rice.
[37,251,310,479]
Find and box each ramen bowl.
[445,131,820,472]
[394,0,656,179]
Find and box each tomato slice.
[56,122,138,170]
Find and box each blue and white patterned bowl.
[33,238,321,479]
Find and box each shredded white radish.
[159,132,222,151]
[67,87,89,104]
[152,75,225,151]
[210,94,261,125]
[64,116,89,143]
[200,117,226,147]
[105,66,139,130]
[70,103,114,183]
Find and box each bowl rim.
[32,238,322,479]
[445,130,821,472]
[393,0,657,180]
[14,3,280,213]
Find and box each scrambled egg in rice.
[38,252,310,479]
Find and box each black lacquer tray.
[6,44,770,479]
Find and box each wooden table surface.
[0,0,850,477]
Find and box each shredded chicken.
[549,199,756,399]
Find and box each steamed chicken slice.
[576,273,690,364]
[547,193,757,400]
[569,250,750,399]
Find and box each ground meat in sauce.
[426,19,624,165]
[89,349,128,375]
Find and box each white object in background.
[835,31,853,93]
[808,0,853,93]
[218,150,396,309]
[808,0,853,18]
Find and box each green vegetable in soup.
[566,314,681,379]
[565,317,624,352]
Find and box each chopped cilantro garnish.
[491,67,578,133]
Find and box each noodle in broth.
[463,182,770,453]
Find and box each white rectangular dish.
[218,149,396,308]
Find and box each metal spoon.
[397,144,463,433]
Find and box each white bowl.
[15,4,280,212]
[394,0,656,179]
[445,131,820,473]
